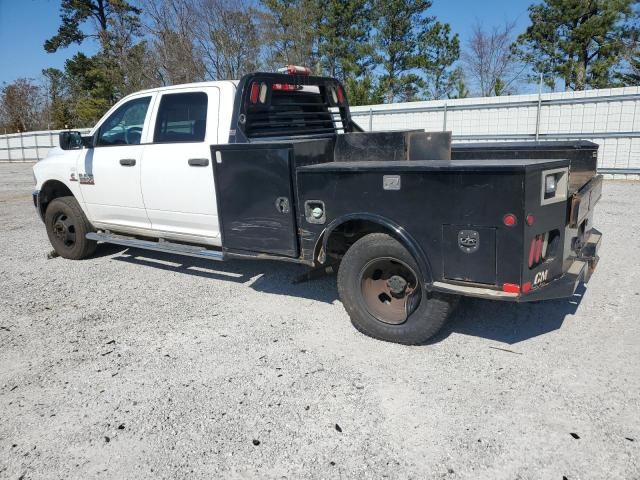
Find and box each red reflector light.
[522,282,532,294]
[249,82,259,103]
[535,236,543,262]
[503,214,517,227]
[337,85,345,104]
[528,237,536,268]
[502,283,520,293]
[526,214,535,226]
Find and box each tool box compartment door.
[212,144,299,257]
[442,225,497,285]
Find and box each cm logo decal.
[533,269,548,286]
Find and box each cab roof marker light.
[277,65,311,75]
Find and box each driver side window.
[96,96,151,147]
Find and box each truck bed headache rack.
[245,91,344,138]
[236,73,350,141]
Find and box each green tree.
[44,0,142,52]
[0,79,43,132]
[420,22,460,99]
[42,68,73,129]
[617,53,640,84]
[45,0,148,125]
[260,0,320,69]
[343,74,384,106]
[373,0,459,102]
[447,67,469,99]
[513,0,638,90]
[64,53,115,125]
[317,0,372,81]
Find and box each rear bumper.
[520,228,601,302]
[432,228,601,302]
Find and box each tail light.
[528,230,559,269]
[249,82,268,104]
[249,82,259,104]
[503,213,517,227]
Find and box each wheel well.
[320,217,433,284]
[39,180,73,218]
[323,219,396,261]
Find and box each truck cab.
[34,80,237,245]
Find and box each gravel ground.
[0,162,639,480]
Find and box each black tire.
[337,233,454,345]
[44,196,97,260]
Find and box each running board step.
[86,232,224,261]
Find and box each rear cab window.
[154,92,208,143]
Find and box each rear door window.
[153,92,208,143]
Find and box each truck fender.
[318,212,434,286]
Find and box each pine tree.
[316,0,372,81]
[513,0,638,90]
[373,0,459,102]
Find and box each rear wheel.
[45,196,96,260]
[337,233,454,345]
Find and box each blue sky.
[0,0,534,86]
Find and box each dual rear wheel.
[337,233,455,345]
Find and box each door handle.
[120,158,136,166]
[188,158,209,167]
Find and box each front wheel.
[44,196,97,260]
[337,233,454,345]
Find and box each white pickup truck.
[33,68,602,344]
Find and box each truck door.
[212,144,299,258]
[78,95,153,229]
[140,88,221,243]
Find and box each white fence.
[2,86,640,174]
[350,86,640,174]
[0,128,91,162]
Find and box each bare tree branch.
[462,20,523,96]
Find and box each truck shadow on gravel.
[102,246,339,304]
[99,246,586,345]
[431,284,586,345]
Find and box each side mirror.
[59,131,93,150]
